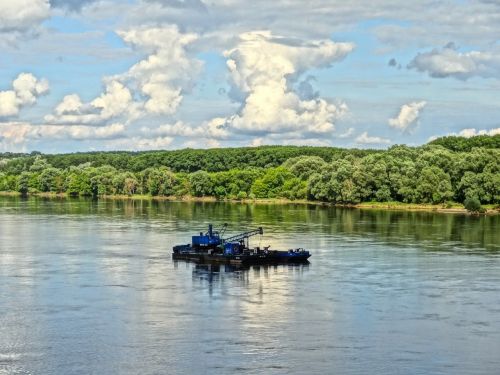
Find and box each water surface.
[1,197,499,374]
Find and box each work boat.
[172,224,311,265]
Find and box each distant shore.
[1,191,498,214]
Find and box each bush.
[464,196,482,213]
[236,191,247,200]
[213,186,227,199]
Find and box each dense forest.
[0,135,498,206]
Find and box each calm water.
[1,197,499,375]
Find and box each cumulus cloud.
[46,25,201,127]
[53,94,83,115]
[355,131,391,145]
[91,80,134,119]
[45,80,136,125]
[0,91,18,118]
[408,44,500,79]
[116,26,202,116]
[388,101,426,131]
[0,73,49,117]
[215,31,353,135]
[45,28,353,147]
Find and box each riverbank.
[2,191,499,214]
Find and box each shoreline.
[0,191,498,214]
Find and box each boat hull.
[172,251,310,265]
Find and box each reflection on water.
[0,196,499,375]
[1,196,498,252]
[190,263,310,296]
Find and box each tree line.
[0,136,498,205]
[0,146,375,174]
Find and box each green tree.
[189,170,213,197]
[284,156,328,181]
[282,178,307,200]
[39,167,63,192]
[124,176,139,195]
[416,166,453,203]
[17,171,31,196]
[251,167,294,198]
[0,172,7,191]
[65,165,93,196]
[143,167,177,196]
[29,156,51,172]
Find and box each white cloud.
[355,131,391,145]
[250,138,263,147]
[116,26,202,116]
[248,133,332,147]
[0,91,18,118]
[371,3,500,50]
[105,136,174,151]
[428,127,500,141]
[91,80,134,119]
[214,31,353,136]
[457,128,500,137]
[124,0,500,55]
[282,138,332,146]
[0,122,125,150]
[142,121,201,137]
[54,94,83,115]
[182,138,222,149]
[46,26,201,127]
[46,80,139,125]
[0,73,49,117]
[0,0,49,32]
[408,44,500,79]
[0,0,50,46]
[8,1,500,152]
[13,73,50,104]
[141,120,229,140]
[338,127,355,138]
[206,138,220,148]
[388,101,426,131]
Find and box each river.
[1,197,499,375]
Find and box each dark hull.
[172,252,311,265]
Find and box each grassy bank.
[2,191,499,214]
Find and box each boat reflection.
[189,262,310,283]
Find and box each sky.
[0,0,500,153]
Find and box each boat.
[172,224,311,265]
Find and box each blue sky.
[0,0,499,153]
